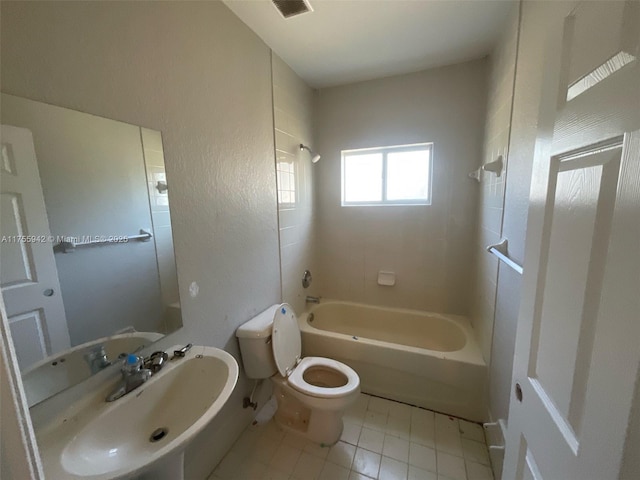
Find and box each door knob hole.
[515,382,523,402]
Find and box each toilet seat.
[288,356,360,399]
[272,303,360,399]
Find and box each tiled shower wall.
[272,54,317,315]
[471,4,520,422]
[314,60,487,314]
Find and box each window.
[341,143,432,206]
[276,156,296,206]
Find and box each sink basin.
[23,331,164,406]
[35,345,238,479]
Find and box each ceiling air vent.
[272,0,313,19]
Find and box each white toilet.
[236,303,360,446]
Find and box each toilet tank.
[236,305,279,379]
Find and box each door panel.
[565,0,629,87]
[1,193,36,285]
[7,309,48,368]
[532,142,621,436]
[515,438,544,480]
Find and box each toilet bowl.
[236,304,360,445]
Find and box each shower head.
[300,144,321,163]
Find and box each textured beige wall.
[1,1,279,477]
[314,60,487,314]
[272,54,317,315]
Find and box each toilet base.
[274,401,344,447]
[271,380,349,446]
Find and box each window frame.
[341,142,433,207]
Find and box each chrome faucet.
[172,343,192,359]
[106,351,168,402]
[305,296,320,304]
[85,344,111,374]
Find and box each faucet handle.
[172,343,192,359]
[145,351,168,372]
[122,354,144,373]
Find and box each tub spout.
[305,296,320,304]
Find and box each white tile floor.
[209,393,494,480]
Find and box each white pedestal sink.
[34,345,238,479]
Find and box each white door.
[503,1,640,479]
[0,125,70,370]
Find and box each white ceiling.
[223,0,515,88]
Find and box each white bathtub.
[299,301,487,422]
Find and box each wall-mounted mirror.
[0,93,183,405]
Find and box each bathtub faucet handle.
[305,296,320,304]
[302,270,313,289]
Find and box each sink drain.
[149,427,168,443]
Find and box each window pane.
[386,149,430,201]
[344,153,383,202]
[277,158,296,206]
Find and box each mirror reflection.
[0,94,183,405]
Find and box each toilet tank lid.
[236,304,280,338]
